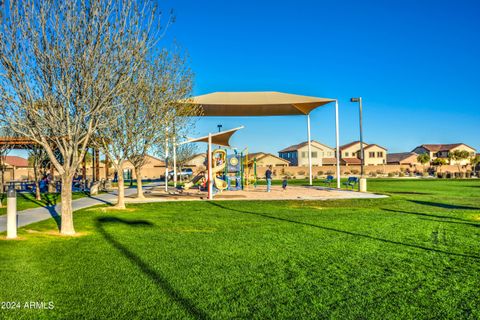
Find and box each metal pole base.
[359,178,367,192]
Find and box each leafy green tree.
[417,153,430,173]
[470,155,480,176]
[431,158,447,173]
[448,150,470,176]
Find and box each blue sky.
[159,0,479,155]
[9,1,479,158]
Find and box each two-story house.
[278,140,335,166]
[412,143,476,165]
[340,141,387,165]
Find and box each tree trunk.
[116,167,126,209]
[135,166,144,198]
[60,173,75,235]
[34,166,41,200]
[35,181,41,200]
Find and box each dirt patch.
[0,235,28,241]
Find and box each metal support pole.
[6,186,17,239]
[165,136,169,192]
[335,100,341,189]
[359,97,364,177]
[173,137,177,188]
[307,114,313,185]
[207,133,213,200]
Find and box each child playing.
[282,177,288,191]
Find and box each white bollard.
[6,187,17,239]
[359,178,367,192]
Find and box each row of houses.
[1,143,477,182]
[184,142,477,168]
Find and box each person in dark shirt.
[282,177,288,191]
[265,166,272,192]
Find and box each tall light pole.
[350,97,366,192]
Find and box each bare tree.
[174,143,198,181]
[0,0,163,234]
[127,49,198,198]
[95,99,131,209]
[27,146,49,201]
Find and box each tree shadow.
[408,200,479,210]
[388,191,432,195]
[17,192,61,230]
[95,217,209,319]
[208,202,480,260]
[417,217,480,228]
[381,208,473,222]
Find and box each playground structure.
[181,144,258,196]
[177,126,263,199]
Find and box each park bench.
[343,177,359,189]
[323,175,334,186]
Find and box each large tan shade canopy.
[178,126,244,147]
[189,92,335,116]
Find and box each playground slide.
[183,172,205,190]
[183,163,228,192]
[212,163,228,191]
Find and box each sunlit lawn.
[1,179,479,319]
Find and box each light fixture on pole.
[350,97,367,192]
[217,124,222,133]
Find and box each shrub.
[388,172,395,177]
[422,172,429,177]
[344,171,351,175]
[376,169,383,175]
[399,172,405,177]
[351,169,359,174]
[297,170,306,176]
[369,172,377,177]
[317,170,324,176]
[326,170,334,175]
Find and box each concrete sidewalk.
[0,183,162,232]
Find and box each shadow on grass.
[18,192,61,231]
[409,200,479,210]
[208,202,480,260]
[388,191,432,195]
[381,208,474,222]
[95,217,209,320]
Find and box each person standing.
[265,166,272,192]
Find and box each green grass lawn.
[1,179,479,319]
[0,191,93,215]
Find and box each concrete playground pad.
[126,185,388,203]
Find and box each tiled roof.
[246,152,290,164]
[339,141,362,151]
[2,156,29,167]
[322,158,338,165]
[364,144,387,151]
[387,152,417,163]
[416,143,475,152]
[279,140,332,153]
[341,157,362,165]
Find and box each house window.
[312,152,317,158]
[377,152,383,157]
[345,152,349,157]
[301,151,306,158]
[369,152,375,158]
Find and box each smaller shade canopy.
[177,126,244,147]
[188,92,335,116]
